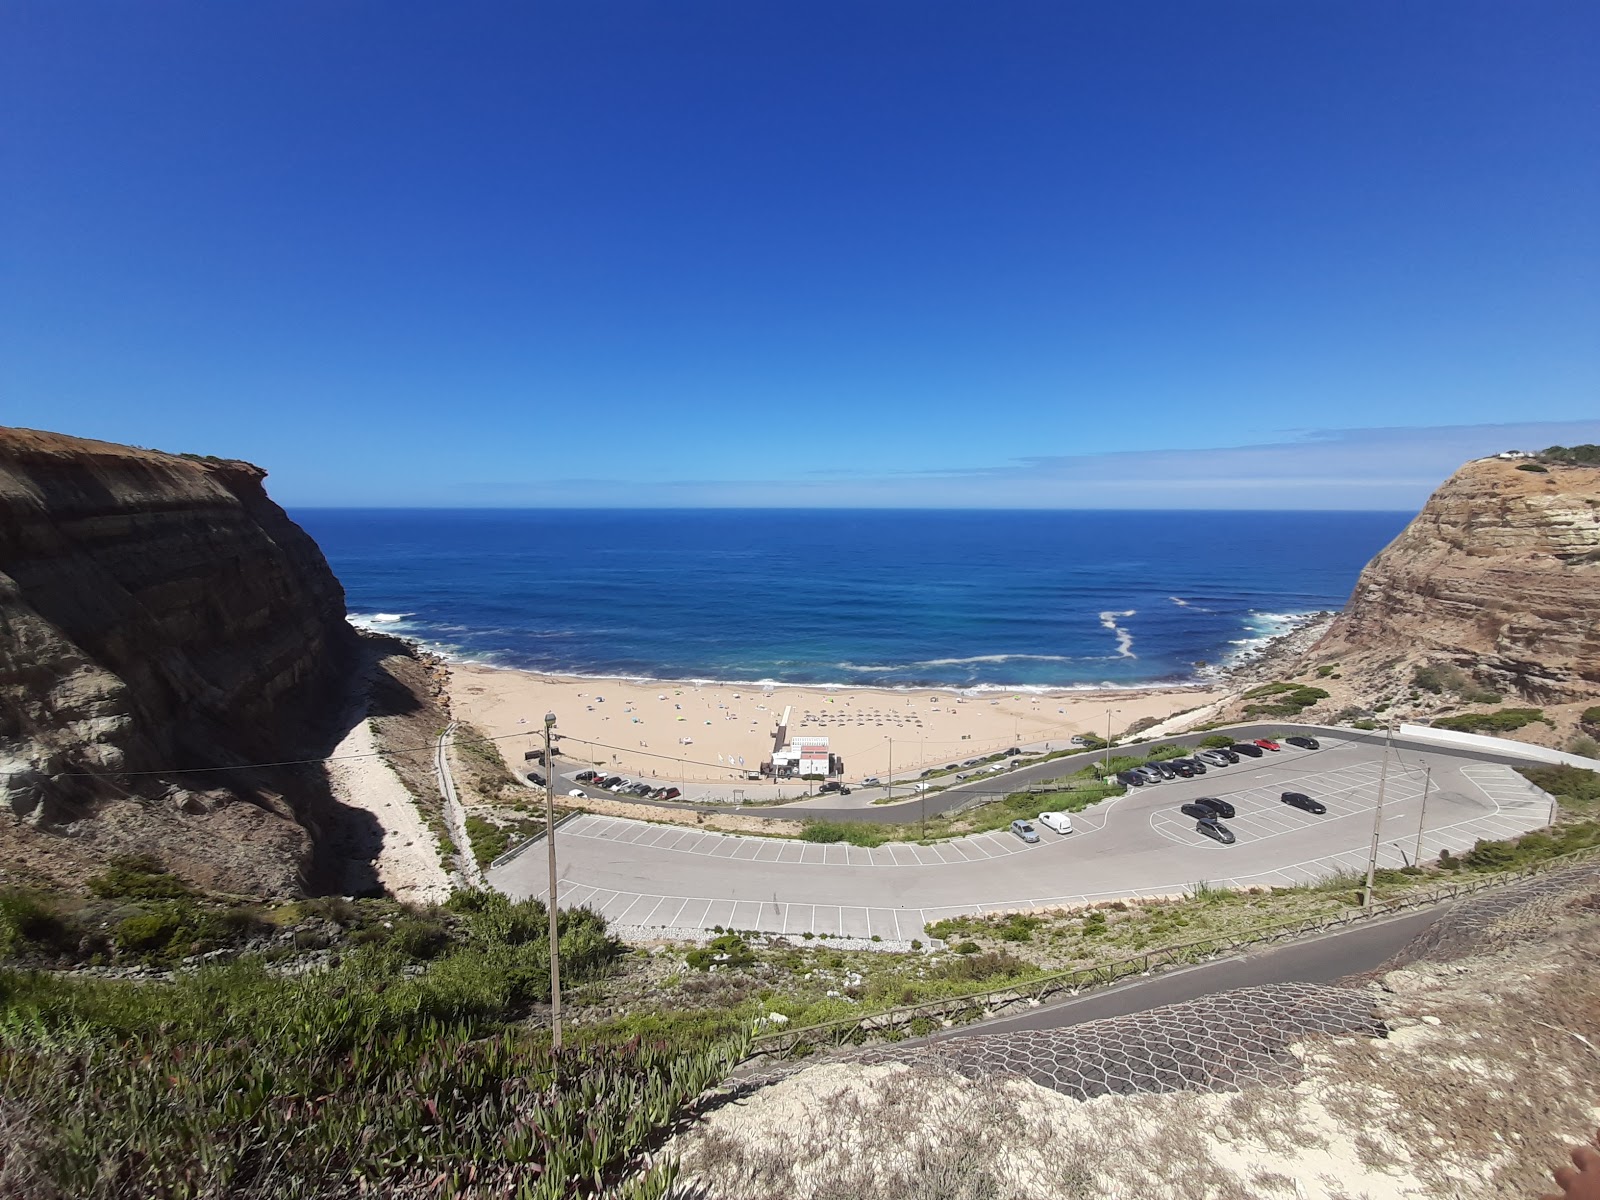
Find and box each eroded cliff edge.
[1,427,358,895]
[1308,454,1599,701]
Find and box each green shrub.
[993,913,1041,943]
[0,891,75,958]
[1198,734,1235,749]
[1569,735,1600,759]
[799,821,885,847]
[1537,444,1600,465]
[684,933,756,971]
[1516,765,1600,808]
[934,949,1028,983]
[115,909,185,956]
[1581,707,1600,728]
[1516,463,1549,473]
[88,854,193,900]
[1316,664,1336,677]
[1432,708,1546,734]
[951,941,980,955]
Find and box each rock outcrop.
[1,427,358,895]
[1304,454,1600,702]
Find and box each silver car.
[1009,819,1040,844]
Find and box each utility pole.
[1413,763,1432,865]
[1103,708,1120,777]
[543,711,563,1051]
[1363,723,1393,908]
[885,736,892,801]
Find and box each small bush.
[115,909,185,956]
[1198,735,1235,749]
[993,913,1041,943]
[951,941,980,955]
[1432,708,1546,734]
[1581,706,1600,728]
[88,854,193,900]
[799,821,884,847]
[935,948,1028,983]
[1516,462,1549,472]
[0,891,74,958]
[685,932,756,971]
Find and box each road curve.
[934,905,1441,1041]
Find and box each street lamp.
[1362,722,1394,907]
[543,710,563,1051]
[1413,761,1432,865]
[1103,708,1121,777]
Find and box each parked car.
[1134,765,1164,784]
[1195,750,1232,768]
[861,776,882,787]
[1169,760,1195,778]
[629,783,653,797]
[1180,803,1214,820]
[920,768,939,777]
[1003,747,1021,756]
[1285,736,1321,750]
[1070,735,1092,747]
[600,775,624,789]
[1193,796,1236,819]
[1177,757,1207,775]
[1215,746,1241,762]
[1197,818,1236,844]
[1281,791,1327,814]
[1150,761,1177,780]
[1231,743,1265,758]
[986,764,1005,773]
[1037,811,1073,835]
[1253,738,1282,752]
[1116,769,1145,787]
[574,770,599,783]
[819,781,843,793]
[567,789,588,799]
[838,785,853,795]
[525,772,545,786]
[962,758,982,767]
[658,787,681,801]
[1009,819,1041,844]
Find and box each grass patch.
[1432,707,1548,734]
[0,890,736,1198]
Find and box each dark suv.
[1231,743,1265,758]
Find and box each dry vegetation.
[673,884,1600,1200]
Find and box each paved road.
[936,905,1441,1040]
[492,736,1552,937]
[555,721,1555,824]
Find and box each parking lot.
[489,737,1557,939]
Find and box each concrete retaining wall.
[1398,723,1600,770]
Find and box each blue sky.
[3,2,1596,508]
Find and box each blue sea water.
[294,509,1410,690]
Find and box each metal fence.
[746,841,1600,1058]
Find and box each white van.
[1037,811,1073,835]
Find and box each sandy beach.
[449,664,1224,786]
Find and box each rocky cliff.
[0,427,358,895]
[1304,454,1600,703]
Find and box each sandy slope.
[324,714,452,904]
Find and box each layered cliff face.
[1306,455,1600,702]
[0,427,358,895]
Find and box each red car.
[1253,738,1282,751]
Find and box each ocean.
[294,509,1410,691]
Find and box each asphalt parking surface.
[490,737,1554,938]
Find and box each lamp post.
[543,711,563,1051]
[1103,708,1121,777]
[1363,722,1393,907]
[1413,762,1432,865]
[885,736,892,802]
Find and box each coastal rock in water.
[1305,455,1600,702]
[0,427,357,895]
